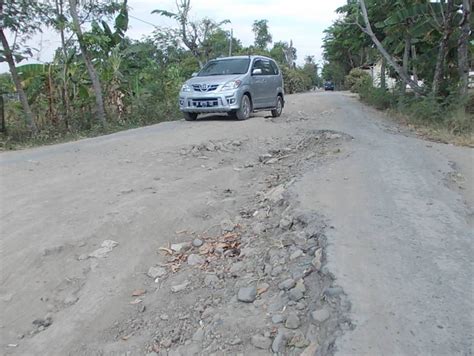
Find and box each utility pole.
[229,28,233,56]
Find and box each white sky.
[1,0,346,72]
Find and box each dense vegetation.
[0,0,320,147]
[322,0,472,135]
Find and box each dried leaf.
[158,247,173,255]
[257,285,269,295]
[130,298,143,304]
[215,242,230,250]
[222,232,238,240]
[199,243,213,255]
[131,289,146,297]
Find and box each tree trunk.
[0,95,5,133]
[0,29,38,134]
[359,0,424,96]
[47,65,55,124]
[228,28,233,56]
[412,45,419,97]
[380,58,386,90]
[432,0,455,96]
[69,0,106,127]
[458,0,471,98]
[400,36,411,94]
[402,38,410,73]
[56,0,70,129]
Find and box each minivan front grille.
[192,84,218,92]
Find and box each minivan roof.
[213,55,273,61]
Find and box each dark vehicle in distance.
[324,81,335,91]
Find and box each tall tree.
[152,0,229,68]
[358,0,424,95]
[270,41,296,67]
[457,0,471,98]
[431,0,456,96]
[252,19,272,50]
[52,0,71,127]
[0,0,47,133]
[68,0,107,127]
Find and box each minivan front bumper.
[179,90,242,113]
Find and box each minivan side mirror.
[191,72,198,77]
[252,68,263,75]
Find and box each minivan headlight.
[181,84,192,92]
[221,80,242,91]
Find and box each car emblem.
[200,84,208,91]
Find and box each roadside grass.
[387,109,473,147]
[0,115,181,151]
[0,96,183,151]
[353,78,473,147]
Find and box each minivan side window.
[270,61,279,75]
[261,60,275,75]
[253,59,276,75]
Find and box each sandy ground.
[0,92,472,355]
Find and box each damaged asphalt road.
[1,92,472,355]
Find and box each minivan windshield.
[198,58,250,76]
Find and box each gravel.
[147,266,167,279]
[311,308,330,323]
[272,330,287,353]
[192,238,204,247]
[187,254,205,266]
[237,286,257,303]
[290,249,304,260]
[278,278,296,290]
[272,314,285,324]
[312,248,323,271]
[170,242,191,253]
[288,287,304,301]
[285,313,301,329]
[251,335,272,349]
[171,281,190,293]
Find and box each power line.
[129,15,158,28]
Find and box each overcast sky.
[1,0,346,72]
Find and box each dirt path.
[1,92,472,355]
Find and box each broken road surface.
[1,92,472,355]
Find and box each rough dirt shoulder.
[1,93,352,356]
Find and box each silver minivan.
[179,55,284,121]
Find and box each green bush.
[282,66,313,94]
[345,68,371,93]
[354,76,394,110]
[355,76,373,98]
[398,95,444,123]
[367,88,394,110]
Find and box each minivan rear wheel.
[183,112,198,121]
[233,94,251,120]
[271,96,283,117]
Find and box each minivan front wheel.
[183,112,198,121]
[271,96,283,117]
[233,94,251,120]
